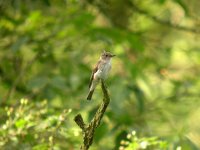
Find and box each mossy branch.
[74,80,110,150]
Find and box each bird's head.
[101,50,115,60]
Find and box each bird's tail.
[87,90,94,100]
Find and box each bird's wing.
[89,60,100,88]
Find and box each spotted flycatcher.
[87,51,115,100]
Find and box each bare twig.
[74,80,110,150]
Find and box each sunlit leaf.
[15,119,27,128]
[32,144,48,150]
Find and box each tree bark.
[74,80,110,150]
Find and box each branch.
[130,2,200,34]
[74,80,110,150]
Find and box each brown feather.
[89,60,100,88]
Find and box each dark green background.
[0,0,200,149]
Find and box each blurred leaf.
[73,12,95,29]
[50,76,67,90]
[128,85,145,113]
[42,0,51,6]
[174,0,188,14]
[94,122,108,143]
[15,119,27,128]
[20,11,43,32]
[127,34,144,51]
[87,27,124,44]
[11,36,29,52]
[23,133,35,142]
[159,0,166,4]
[117,113,133,125]
[33,144,48,150]
[27,76,49,91]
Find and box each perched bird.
[87,51,115,100]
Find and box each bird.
[87,51,115,100]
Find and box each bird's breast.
[100,62,111,79]
[94,60,112,80]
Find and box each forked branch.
[74,80,110,150]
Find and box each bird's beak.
[111,54,116,57]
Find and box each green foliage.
[0,0,200,149]
[0,98,80,149]
[119,131,169,150]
